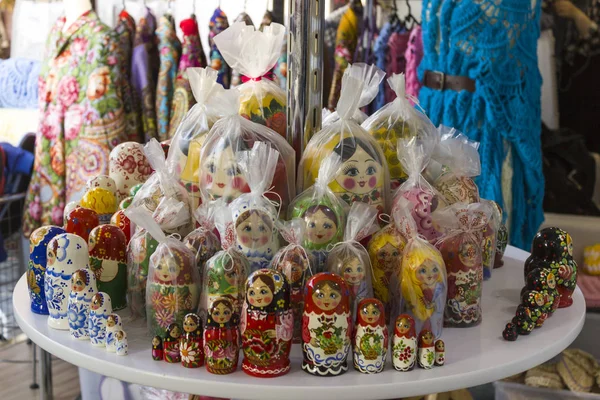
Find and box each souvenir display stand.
[14,246,585,400]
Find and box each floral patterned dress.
[208,7,231,89]
[155,15,181,142]
[23,11,128,237]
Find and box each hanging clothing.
[384,30,410,103]
[418,0,543,249]
[115,10,142,142]
[373,22,393,111]
[208,8,231,89]
[230,12,255,88]
[404,25,423,101]
[168,18,205,139]
[155,15,181,142]
[23,11,128,237]
[327,6,360,110]
[131,7,159,142]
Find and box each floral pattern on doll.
[204,298,239,374]
[392,314,417,371]
[353,299,387,374]
[235,209,278,271]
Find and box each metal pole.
[30,343,39,389]
[40,349,53,400]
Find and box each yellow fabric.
[583,244,600,275]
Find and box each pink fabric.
[404,26,424,103]
[385,31,410,103]
[577,273,600,308]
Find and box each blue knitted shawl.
[418,0,544,249]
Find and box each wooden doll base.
[206,365,237,375]
[242,360,291,378]
[301,360,348,377]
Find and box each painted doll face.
[566,233,573,257]
[335,145,382,195]
[107,315,116,327]
[360,303,381,324]
[342,257,365,286]
[152,337,161,346]
[422,331,434,345]
[183,316,198,333]
[305,209,337,245]
[202,145,247,200]
[247,277,274,307]
[396,317,412,335]
[312,282,342,311]
[435,340,445,351]
[416,260,441,287]
[546,272,556,289]
[378,243,400,272]
[91,294,103,311]
[115,330,124,341]
[71,271,87,292]
[155,257,181,282]
[236,211,273,250]
[211,302,233,324]
[534,293,545,307]
[223,264,240,288]
[170,326,181,339]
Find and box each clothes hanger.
[389,0,403,31]
[404,0,418,29]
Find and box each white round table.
[14,246,586,400]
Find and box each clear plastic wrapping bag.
[391,136,443,243]
[432,126,481,207]
[126,227,158,318]
[198,88,295,212]
[183,203,222,282]
[322,63,385,126]
[213,21,287,138]
[229,142,281,272]
[395,197,447,339]
[289,153,347,273]
[271,218,314,343]
[166,67,229,209]
[362,73,438,191]
[326,202,379,320]
[480,199,500,280]
[300,67,390,217]
[434,202,491,327]
[198,204,250,325]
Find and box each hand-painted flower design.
[180,342,198,364]
[155,308,174,329]
[68,304,87,331]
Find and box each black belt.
[423,70,476,93]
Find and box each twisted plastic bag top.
[314,153,343,200]
[276,218,305,247]
[392,197,423,242]
[193,201,218,233]
[433,125,481,178]
[395,136,438,194]
[343,201,379,242]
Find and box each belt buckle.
[432,71,445,91]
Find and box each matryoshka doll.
[289,153,346,273]
[105,314,123,352]
[65,206,99,242]
[45,233,89,330]
[326,202,378,320]
[151,336,164,360]
[272,219,313,343]
[525,267,559,316]
[302,272,352,377]
[87,175,117,194]
[126,229,159,318]
[88,292,113,347]
[204,297,240,374]
[67,268,97,339]
[110,210,132,244]
[80,187,118,225]
[28,226,65,315]
[164,323,182,363]
[115,330,128,356]
[241,269,293,377]
[353,298,388,374]
[180,313,204,368]
[63,201,79,226]
[392,314,417,372]
[480,199,499,280]
[109,142,153,202]
[183,203,221,278]
[417,329,435,369]
[434,340,445,366]
[88,225,128,310]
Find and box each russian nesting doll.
[105,314,123,352]
[180,313,204,368]
[81,188,118,225]
[127,229,159,318]
[525,267,560,316]
[45,233,89,330]
[65,206,99,242]
[28,226,66,315]
[417,329,435,369]
[199,139,249,204]
[204,297,240,374]
[512,304,536,335]
[480,201,498,280]
[302,273,352,376]
[110,210,132,243]
[164,323,182,363]
[63,202,79,226]
[392,314,417,372]
[394,187,441,243]
[353,298,388,374]
[88,225,128,310]
[109,142,153,202]
[435,174,480,207]
[88,292,113,347]
[67,268,97,339]
[435,340,445,366]
[502,322,518,341]
[115,330,128,356]
[183,226,220,279]
[152,336,164,360]
[87,175,117,194]
[241,269,293,377]
[232,208,280,273]
[521,291,549,327]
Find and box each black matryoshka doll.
[204,297,240,375]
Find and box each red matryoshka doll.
[110,210,132,243]
[392,314,417,372]
[241,269,293,377]
[151,336,163,361]
[353,298,388,374]
[180,313,204,368]
[417,329,435,369]
[204,297,240,375]
[163,323,182,363]
[65,206,99,242]
[88,225,128,311]
[302,272,352,376]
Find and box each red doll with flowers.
[204,297,240,375]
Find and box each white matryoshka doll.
[88,292,113,347]
[418,329,435,369]
[230,143,281,272]
[392,314,417,372]
[67,268,97,339]
[115,330,128,356]
[105,313,123,352]
[109,142,153,202]
[45,233,89,330]
[87,175,117,195]
[302,272,352,376]
[353,298,388,374]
